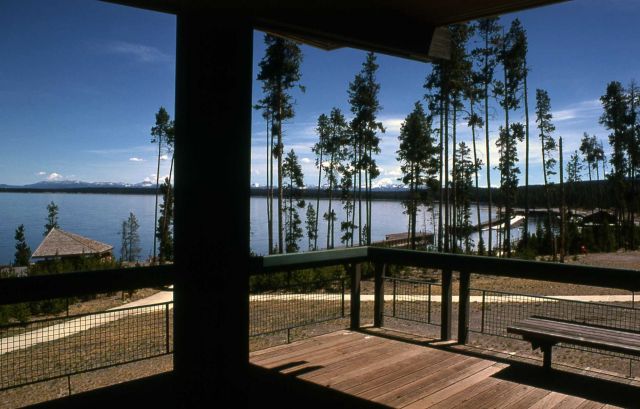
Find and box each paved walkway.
[0,289,174,355]
[250,294,637,303]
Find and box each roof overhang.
[103,0,566,62]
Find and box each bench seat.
[507,317,640,370]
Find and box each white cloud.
[552,99,600,122]
[160,154,169,161]
[129,157,145,162]
[105,41,170,63]
[37,171,46,176]
[380,117,404,135]
[301,157,312,164]
[47,173,63,181]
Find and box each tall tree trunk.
[452,99,458,253]
[278,116,284,254]
[560,137,565,262]
[523,56,530,246]
[327,156,334,249]
[444,96,450,253]
[153,137,162,264]
[438,98,444,252]
[484,49,493,257]
[470,100,483,252]
[315,147,323,251]
[503,56,512,257]
[266,114,273,254]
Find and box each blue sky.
[2,0,640,187]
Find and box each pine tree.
[305,203,317,251]
[283,150,305,253]
[44,201,59,236]
[536,89,558,258]
[324,108,349,249]
[396,102,439,249]
[256,34,304,254]
[496,123,524,255]
[473,17,502,256]
[348,52,384,246]
[600,81,632,247]
[150,107,174,263]
[453,142,476,252]
[494,19,526,256]
[14,224,31,267]
[312,114,329,250]
[156,178,173,262]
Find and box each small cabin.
[31,228,113,262]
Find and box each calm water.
[0,192,156,265]
[0,193,535,264]
[250,197,535,255]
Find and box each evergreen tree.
[536,89,558,258]
[324,108,349,249]
[283,150,305,253]
[396,102,439,250]
[121,212,142,263]
[156,178,173,262]
[473,17,502,255]
[305,203,317,251]
[496,122,524,255]
[348,52,384,246]
[14,224,31,267]
[150,107,174,263]
[494,19,527,256]
[256,34,304,254]
[453,142,476,252]
[312,114,329,250]
[44,201,59,236]
[448,23,474,253]
[600,81,632,247]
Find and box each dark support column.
[374,263,386,328]
[457,270,470,344]
[350,263,362,330]
[441,269,452,341]
[173,12,252,407]
[542,344,553,370]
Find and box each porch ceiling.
[104,0,566,61]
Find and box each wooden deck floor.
[249,330,640,408]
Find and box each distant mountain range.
[0,180,157,193]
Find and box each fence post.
[457,271,470,344]
[165,303,171,354]
[441,269,452,341]
[350,263,361,330]
[374,263,386,328]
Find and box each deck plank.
[409,366,507,409]
[250,330,637,408]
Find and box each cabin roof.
[32,228,113,259]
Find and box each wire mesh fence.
[470,289,640,362]
[383,277,441,326]
[0,301,173,391]
[249,277,347,339]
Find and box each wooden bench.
[507,317,640,370]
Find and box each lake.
[0,193,536,264]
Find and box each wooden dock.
[250,330,638,408]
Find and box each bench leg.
[541,344,552,370]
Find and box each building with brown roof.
[31,228,113,261]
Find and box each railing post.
[165,302,171,354]
[441,269,452,341]
[374,263,386,328]
[350,263,361,330]
[457,271,470,344]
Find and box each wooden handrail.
[0,264,174,305]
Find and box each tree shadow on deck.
[249,364,389,408]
